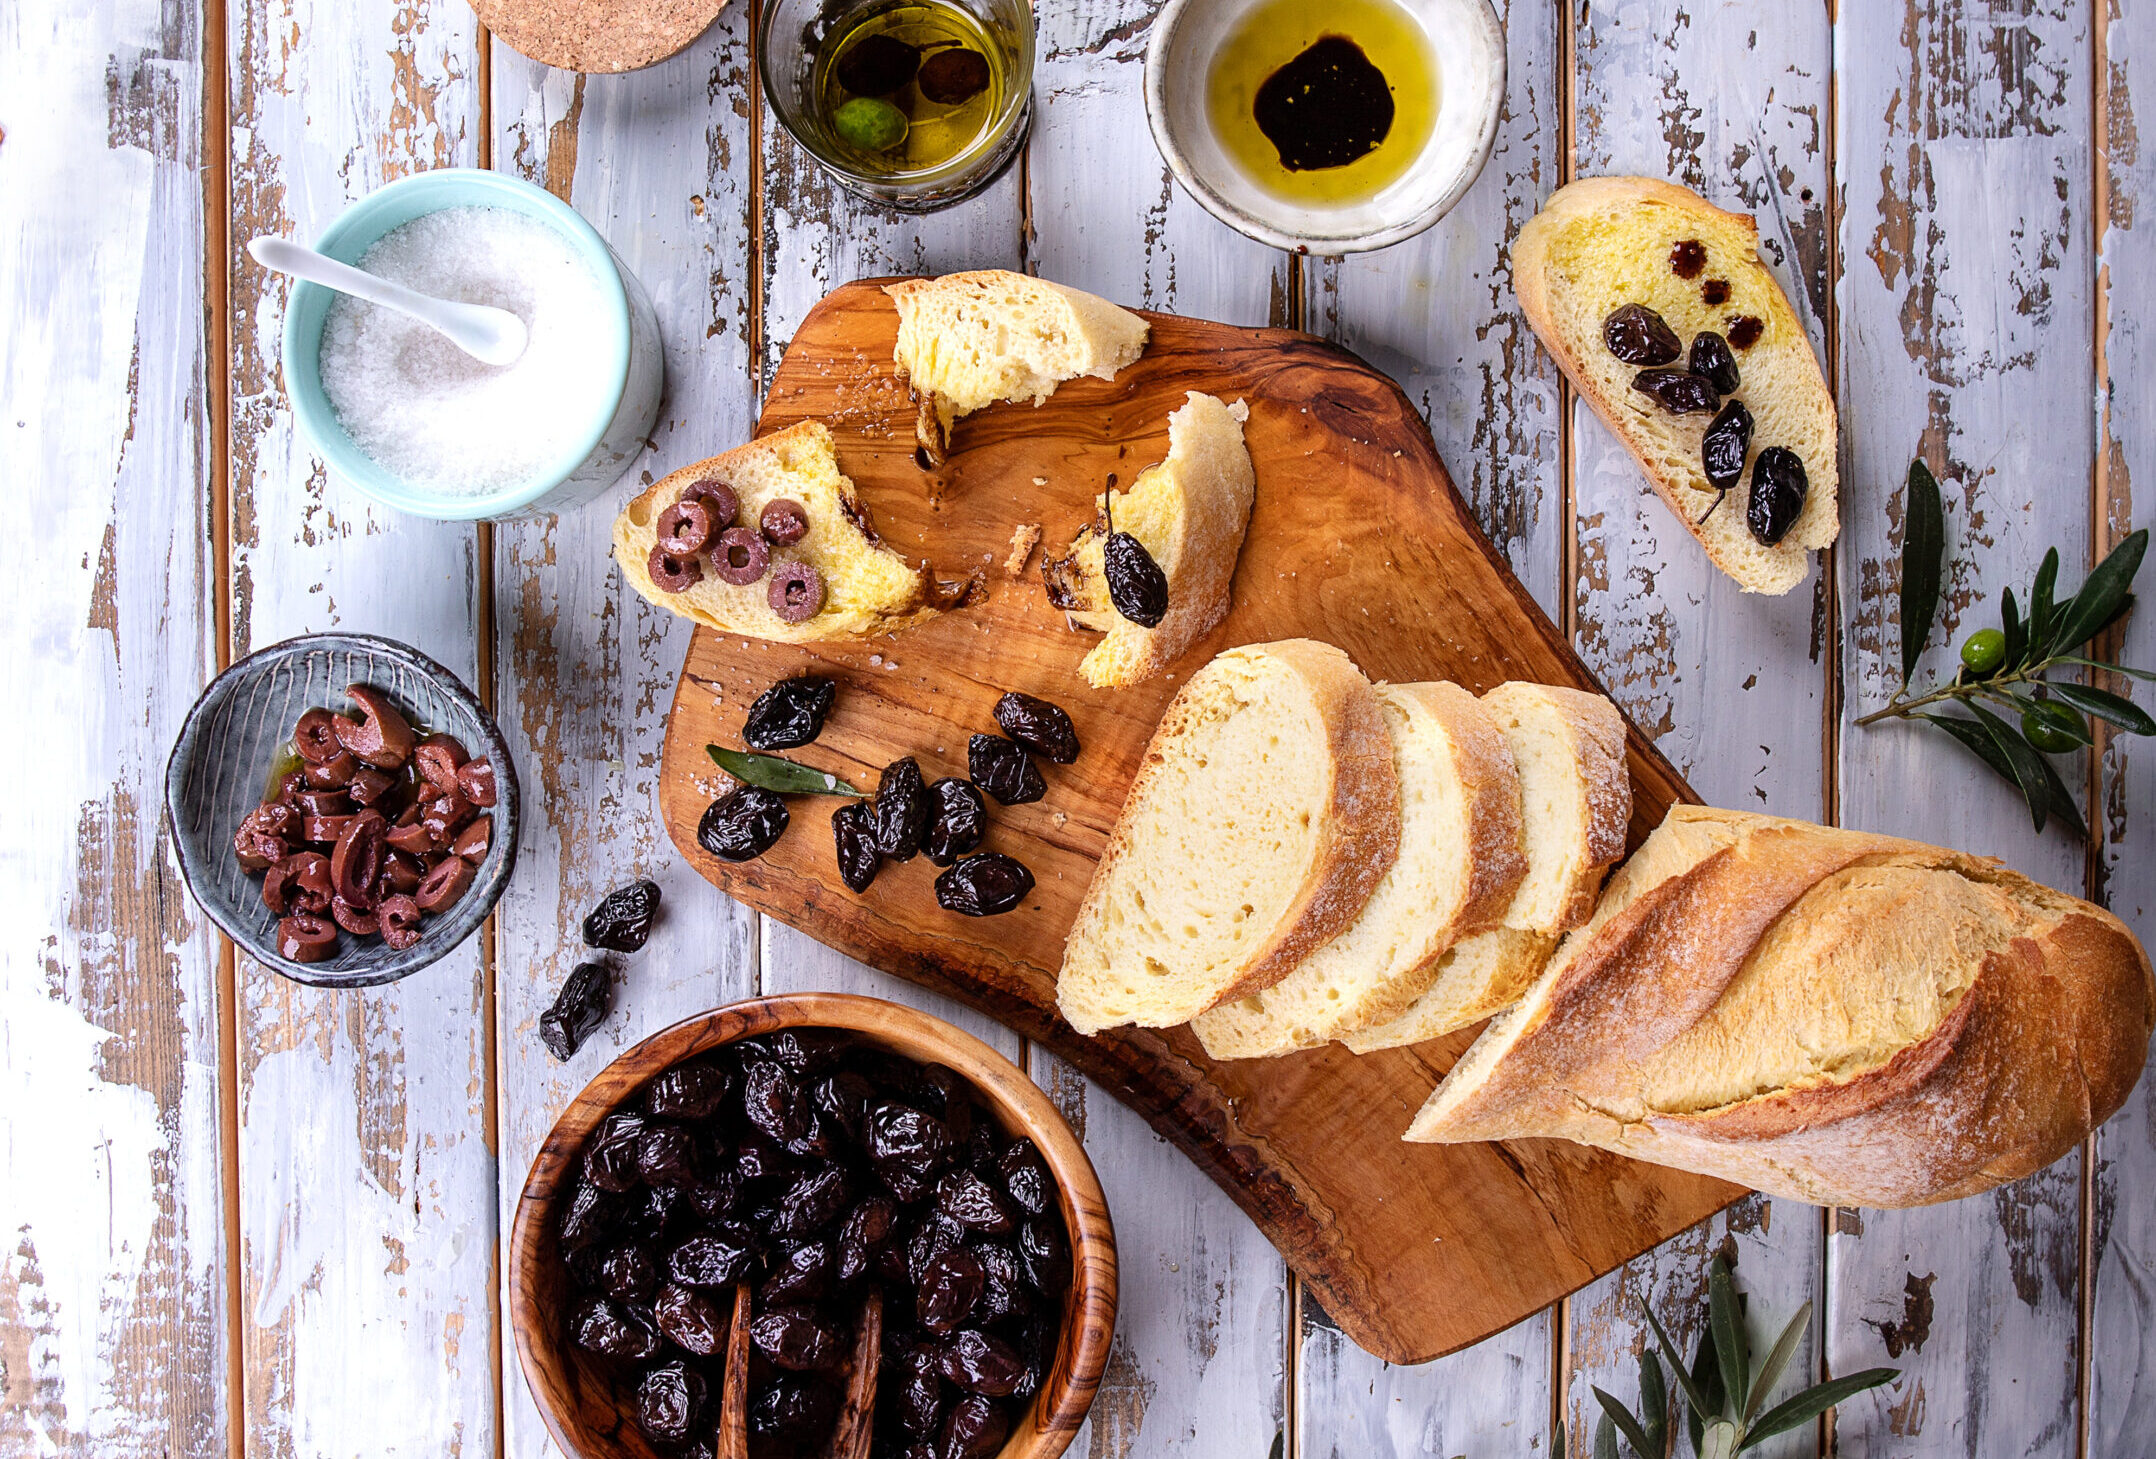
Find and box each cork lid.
[472,0,729,74]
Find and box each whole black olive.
[1632,369,1722,414]
[832,800,882,892]
[743,674,837,750]
[1602,303,1683,365]
[697,784,789,861]
[667,1231,755,1288]
[582,1112,647,1192]
[935,1168,1013,1234]
[653,1283,727,1356]
[582,879,661,952]
[997,1139,1052,1217]
[1747,447,1809,546]
[1689,331,1741,394]
[1701,399,1753,497]
[873,757,930,862]
[917,1247,986,1333]
[835,31,919,94]
[643,1058,732,1119]
[935,853,1035,916]
[937,1329,1027,1396]
[992,691,1080,763]
[1100,488,1168,628]
[750,1304,842,1371]
[572,1295,661,1359]
[938,1394,1010,1459]
[967,735,1044,805]
[539,961,613,1061]
[916,47,991,105]
[926,777,988,865]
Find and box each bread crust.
[1406,806,2156,1208]
[1514,177,1838,595]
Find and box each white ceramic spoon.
[249,235,530,367]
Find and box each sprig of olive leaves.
[1570,1256,1897,1459]
[1858,458,2152,837]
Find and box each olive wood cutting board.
[657,279,1740,1364]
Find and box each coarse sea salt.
[319,206,614,496]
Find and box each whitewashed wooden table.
[7,0,2154,1454]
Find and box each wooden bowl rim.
[508,991,1119,1459]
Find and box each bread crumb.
[1004,522,1043,577]
[1031,476,1048,486]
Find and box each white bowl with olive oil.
[1145,0,1505,253]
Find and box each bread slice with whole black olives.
[1514,176,1838,595]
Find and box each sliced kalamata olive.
[331,896,380,935]
[345,765,396,805]
[1603,304,1683,365]
[421,789,475,847]
[768,562,826,624]
[457,758,498,808]
[302,813,355,845]
[282,852,334,913]
[416,855,476,912]
[303,751,359,789]
[681,478,739,532]
[648,545,704,594]
[760,499,810,546]
[712,527,769,585]
[336,685,416,770]
[292,707,344,764]
[657,498,717,557]
[383,850,425,895]
[294,787,351,818]
[233,808,288,871]
[1688,331,1741,395]
[330,808,387,909]
[452,815,492,862]
[413,733,469,791]
[386,820,435,856]
[377,894,423,951]
[1747,447,1808,546]
[262,853,314,915]
[277,912,338,962]
[1631,368,1721,414]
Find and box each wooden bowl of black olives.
[507,993,1116,1459]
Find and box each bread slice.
[1514,177,1839,594]
[1341,681,1629,1052]
[1403,805,2156,1208]
[1190,682,1526,1059]
[884,270,1150,464]
[614,422,941,643]
[1041,392,1256,688]
[1056,640,1401,1036]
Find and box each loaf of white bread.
[1407,805,2155,1207]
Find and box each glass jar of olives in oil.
[759,0,1033,211]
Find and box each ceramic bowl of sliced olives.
[507,992,1116,1459]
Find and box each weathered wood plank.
[1026,7,1293,1453]
[1563,3,1834,1451]
[225,0,498,1453]
[0,2,226,1455]
[1830,2,2095,1454]
[2088,0,2156,1450]
[1294,1,1562,1448]
[486,17,764,1459]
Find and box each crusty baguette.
[1042,392,1257,688]
[614,423,942,643]
[1514,177,1839,595]
[1057,640,1401,1036]
[1405,805,2156,1209]
[1190,681,1526,1059]
[1342,681,1628,1052]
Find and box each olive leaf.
[2030,547,2060,656]
[2052,528,2148,654]
[706,745,861,797]
[1740,1370,1900,1449]
[2048,681,2156,736]
[1592,1387,1656,1459]
[1899,459,1945,687]
[2001,588,2027,673]
[1969,700,2056,833]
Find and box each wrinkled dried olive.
[1631,368,1722,414]
[584,1111,647,1192]
[998,1138,1051,1217]
[1669,239,1707,278]
[652,1283,726,1356]
[712,526,770,585]
[938,1393,1009,1459]
[992,691,1080,764]
[759,1241,834,1307]
[1102,492,1169,628]
[1688,331,1741,395]
[837,31,920,94]
[935,1168,1013,1234]
[892,1346,946,1435]
[644,1058,732,1120]
[770,1165,852,1237]
[1701,399,1753,498]
[540,961,612,1061]
[635,1360,705,1444]
[935,853,1034,916]
[938,1329,1026,1396]
[1747,447,1808,546]
[698,784,789,861]
[752,1305,842,1371]
[637,1125,703,1189]
[583,879,661,952]
[599,1243,660,1304]
[873,757,929,862]
[1602,303,1683,365]
[832,801,882,893]
[573,1295,660,1359]
[667,1231,754,1288]
[917,47,991,105]
[917,1247,985,1333]
[750,1377,836,1443]
[1018,1215,1069,1293]
[967,735,1043,805]
[760,498,811,546]
[924,778,987,866]
[744,675,837,751]
[868,1102,955,1172]
[768,561,826,624]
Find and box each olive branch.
[1857,458,2152,837]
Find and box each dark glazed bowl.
[508,993,1117,1459]
[164,632,519,986]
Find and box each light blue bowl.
[282,169,664,521]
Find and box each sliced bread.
[884,270,1150,464]
[1056,639,1401,1036]
[1041,391,1257,688]
[613,422,942,643]
[1341,681,1629,1052]
[1513,176,1839,595]
[1190,682,1526,1060]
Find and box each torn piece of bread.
[1404,805,2156,1209]
[1057,640,1400,1037]
[613,422,941,643]
[885,270,1149,464]
[1191,682,1526,1060]
[1041,392,1256,688]
[1513,176,1839,594]
[1342,681,1629,1052]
